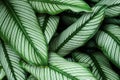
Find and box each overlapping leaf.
[39,15,59,43]
[22,53,97,80]
[96,24,120,68]
[72,52,120,80]
[28,0,92,15]
[0,40,26,80]
[0,0,47,65]
[50,6,105,56]
[98,0,120,17]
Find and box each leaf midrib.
[96,31,120,68]
[89,54,107,80]
[103,30,120,46]
[2,0,45,65]
[56,7,103,52]
[49,64,78,80]
[42,15,50,32]
[0,39,17,80]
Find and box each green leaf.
[98,0,120,17]
[28,0,92,15]
[0,40,26,80]
[21,53,97,80]
[72,52,120,80]
[50,6,105,56]
[39,15,59,43]
[66,57,90,68]
[95,24,120,68]
[0,0,48,65]
[0,64,5,80]
[27,75,37,80]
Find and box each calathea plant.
[0,0,120,80]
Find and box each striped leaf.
[27,75,37,80]
[28,0,92,15]
[66,57,90,68]
[95,24,120,68]
[98,0,120,17]
[0,64,5,80]
[22,53,97,80]
[39,15,59,43]
[0,0,48,65]
[72,52,120,80]
[0,40,26,80]
[50,6,105,56]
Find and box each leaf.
[72,52,120,80]
[0,0,48,65]
[98,0,120,17]
[0,64,5,80]
[66,57,90,68]
[0,40,26,80]
[95,24,120,68]
[39,15,59,43]
[21,52,97,80]
[28,0,92,15]
[50,6,105,56]
[27,75,37,80]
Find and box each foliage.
[0,0,120,80]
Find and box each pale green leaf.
[39,15,59,43]
[98,0,120,17]
[50,6,105,56]
[0,0,48,65]
[22,53,97,80]
[27,75,37,80]
[96,24,120,68]
[72,52,120,80]
[66,57,90,68]
[0,40,26,80]
[28,0,92,15]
